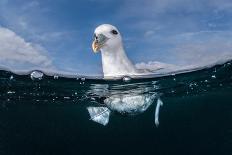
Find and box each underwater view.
[0,60,232,154]
[1,0,232,154]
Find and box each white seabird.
[87,24,163,126]
[92,24,152,78]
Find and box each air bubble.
[211,75,216,79]
[81,77,85,81]
[54,75,59,79]
[7,91,15,94]
[30,71,44,81]
[64,97,70,99]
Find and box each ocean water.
[0,61,232,155]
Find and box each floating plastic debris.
[30,71,44,81]
[87,107,110,126]
[155,98,163,127]
[64,97,71,99]
[122,76,131,82]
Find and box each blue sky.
[1,0,232,75]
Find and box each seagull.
[92,24,151,78]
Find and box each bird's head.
[92,24,122,53]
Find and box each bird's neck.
[101,45,137,77]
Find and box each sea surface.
[0,61,232,155]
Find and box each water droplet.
[189,82,197,88]
[152,81,157,85]
[10,75,14,80]
[54,75,59,79]
[211,75,216,79]
[213,68,217,73]
[123,76,131,82]
[30,71,44,81]
[81,77,85,81]
[80,82,85,85]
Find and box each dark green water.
[0,61,232,155]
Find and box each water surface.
[0,61,232,155]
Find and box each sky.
[1,0,232,75]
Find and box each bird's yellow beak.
[92,34,109,53]
[92,40,101,53]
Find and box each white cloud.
[21,0,40,11]
[136,61,178,72]
[171,42,232,68]
[133,31,232,74]
[169,31,232,66]
[0,26,54,71]
[120,0,232,16]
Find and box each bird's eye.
[111,30,118,35]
